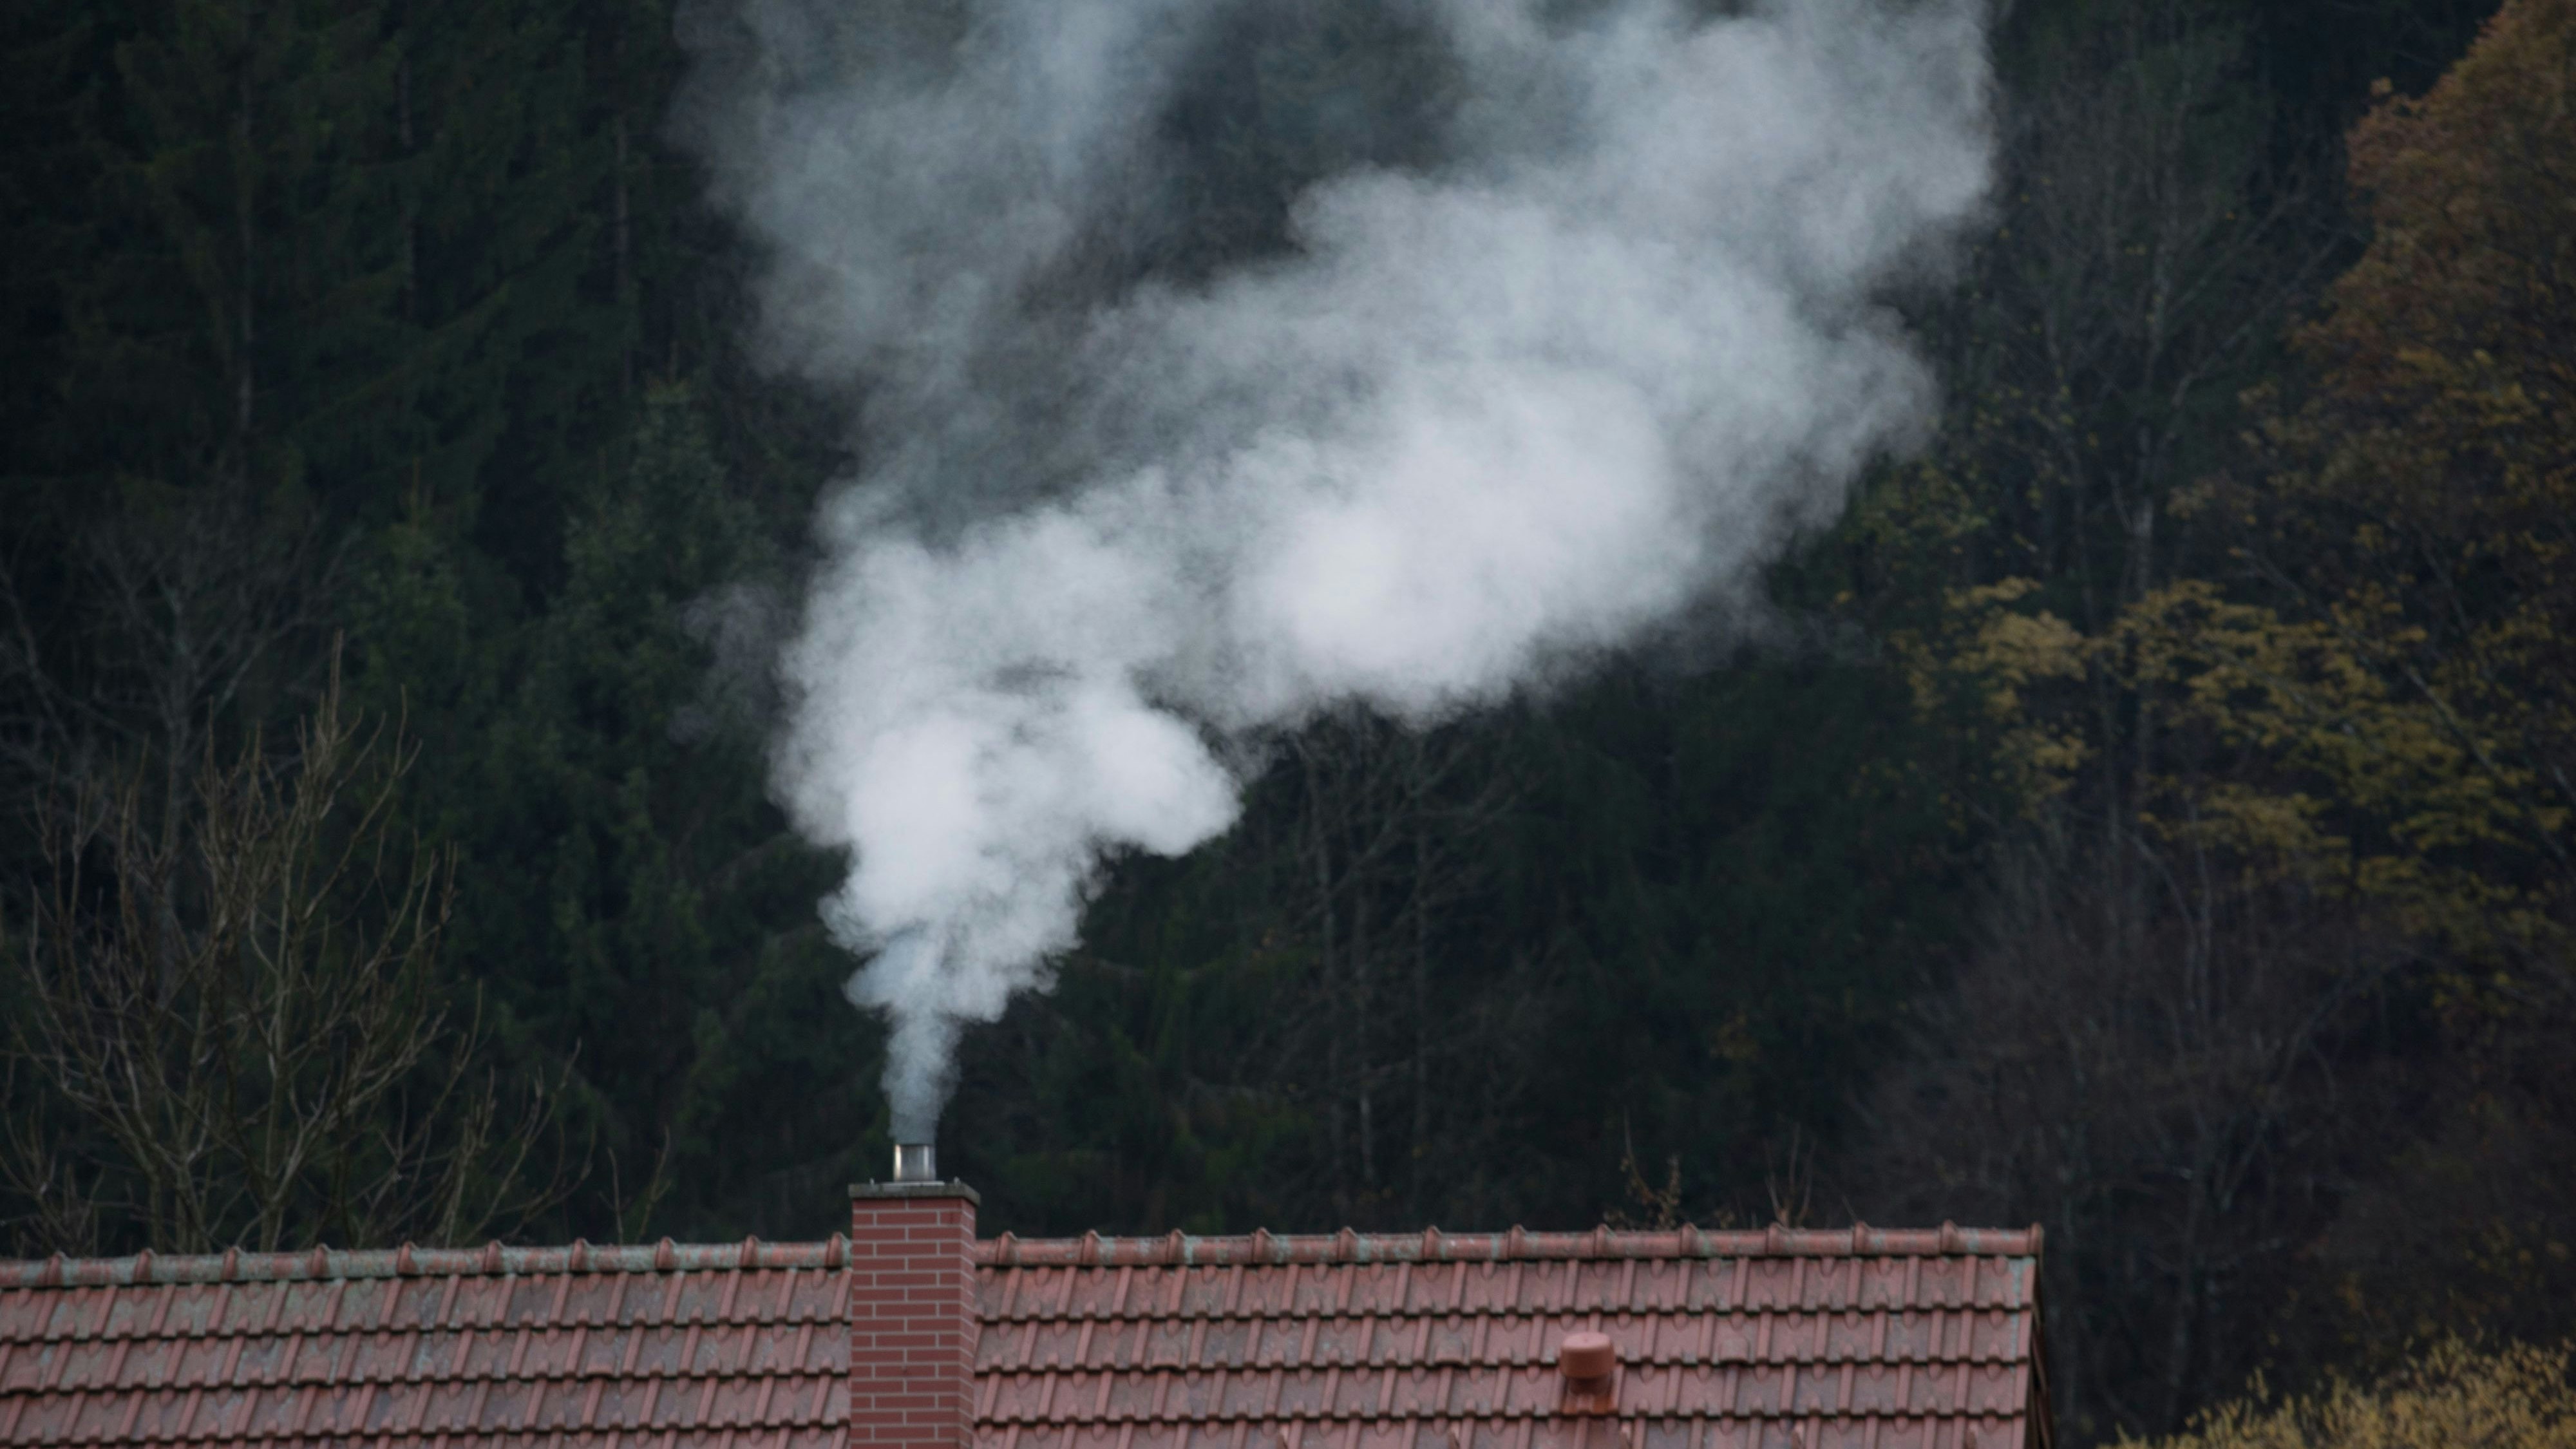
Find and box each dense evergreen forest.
[4,0,2571,1442]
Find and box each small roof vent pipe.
[892,1142,937,1183]
[1557,1331,1616,1387]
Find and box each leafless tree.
[1286,710,1540,1226]
[1838,814,2407,1441]
[1975,0,2328,607]
[954,706,1551,1235]
[1915,0,2352,951]
[0,661,572,1256]
[0,482,336,840]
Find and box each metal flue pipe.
[892,1142,937,1183]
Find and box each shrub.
[2121,1340,2573,1449]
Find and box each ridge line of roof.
[0,1222,2045,1290]
[0,1235,853,1289]
[977,1406,2036,1426]
[976,1224,2043,1267]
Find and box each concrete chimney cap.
[849,1179,981,1204]
[1558,1331,1616,1381]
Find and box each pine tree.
[361,388,863,1240]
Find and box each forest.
[2,0,2570,1443]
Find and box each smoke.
[676,0,1993,1142]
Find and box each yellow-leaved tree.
[2120,0,2576,969]
[2116,1340,2575,1449]
[1842,6,2576,1431]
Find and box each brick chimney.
[848,1177,980,1449]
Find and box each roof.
[971,1225,2047,1449]
[0,1240,853,1448]
[2,1222,2047,1449]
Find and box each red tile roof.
[1,1221,2048,1449]
[969,1226,2047,1449]
[0,1240,852,1448]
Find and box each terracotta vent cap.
[1558,1331,1616,1384]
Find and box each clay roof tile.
[3,1221,2047,1449]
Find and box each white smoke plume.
[677,0,1993,1142]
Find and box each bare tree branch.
[1,657,575,1256]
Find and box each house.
[0,1176,2050,1449]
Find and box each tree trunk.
[1409,797,1430,1220]
[1307,746,1346,1217]
[1355,861,1374,1195]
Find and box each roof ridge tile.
[0,1242,856,1289]
[961,1226,2042,1270]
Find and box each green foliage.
[1496,661,1975,1202]
[948,657,1975,1238]
[355,387,864,1240]
[1,0,851,1244]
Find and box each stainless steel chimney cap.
[892,1142,937,1183]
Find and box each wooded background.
[4,1,2570,1443]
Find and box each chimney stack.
[849,1173,979,1449]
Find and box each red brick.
[849,1184,978,1449]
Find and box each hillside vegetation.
[3,1,2566,1441]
